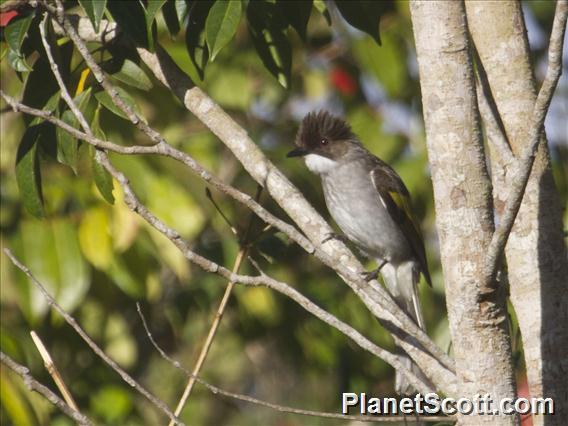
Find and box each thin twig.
[169,187,262,423]
[30,331,80,412]
[483,0,567,285]
[1,351,92,426]
[3,249,184,426]
[205,187,238,236]
[39,12,87,135]
[52,0,162,144]
[136,306,454,424]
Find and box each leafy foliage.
[1,1,564,425]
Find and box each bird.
[287,110,431,395]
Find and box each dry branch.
[1,351,92,426]
[3,249,184,426]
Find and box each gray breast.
[320,161,412,263]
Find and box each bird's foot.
[321,232,350,245]
[361,259,388,282]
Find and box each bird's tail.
[381,261,430,396]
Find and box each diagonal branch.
[483,0,567,285]
[30,331,80,412]
[1,351,93,426]
[169,187,262,424]
[472,43,515,169]
[137,304,455,424]
[3,249,184,424]
[96,155,434,394]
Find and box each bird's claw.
[361,260,388,282]
[321,232,350,245]
[361,270,379,282]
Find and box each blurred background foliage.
[0,1,566,425]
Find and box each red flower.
[330,67,358,96]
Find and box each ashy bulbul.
[288,110,431,395]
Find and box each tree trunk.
[410,1,517,424]
[466,1,568,423]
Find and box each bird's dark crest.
[296,111,354,148]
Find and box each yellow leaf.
[110,183,139,252]
[79,207,112,269]
[75,68,91,96]
[238,287,279,323]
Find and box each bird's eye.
[320,138,328,145]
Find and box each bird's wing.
[370,161,432,286]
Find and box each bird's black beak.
[287,147,308,158]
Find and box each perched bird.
[288,110,431,395]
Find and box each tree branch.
[137,304,455,424]
[472,45,515,169]
[29,331,80,412]
[169,188,261,424]
[3,249,184,426]
[1,351,92,426]
[4,248,446,423]
[483,0,568,285]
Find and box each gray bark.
[410,1,517,424]
[466,1,568,423]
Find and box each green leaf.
[313,0,331,25]
[277,0,312,41]
[162,0,181,37]
[185,0,214,80]
[75,87,96,123]
[78,0,107,33]
[16,126,44,218]
[107,256,146,298]
[5,13,35,73]
[110,59,153,90]
[205,0,242,61]
[54,89,93,172]
[30,92,61,126]
[107,1,148,47]
[94,87,142,120]
[0,372,36,426]
[4,13,34,53]
[90,110,115,204]
[247,2,291,88]
[90,386,132,423]
[50,220,91,313]
[209,68,253,109]
[6,49,32,72]
[176,0,189,23]
[334,0,393,45]
[144,0,167,50]
[145,0,168,23]
[22,57,60,124]
[56,110,80,173]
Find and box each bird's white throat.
[304,154,338,175]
